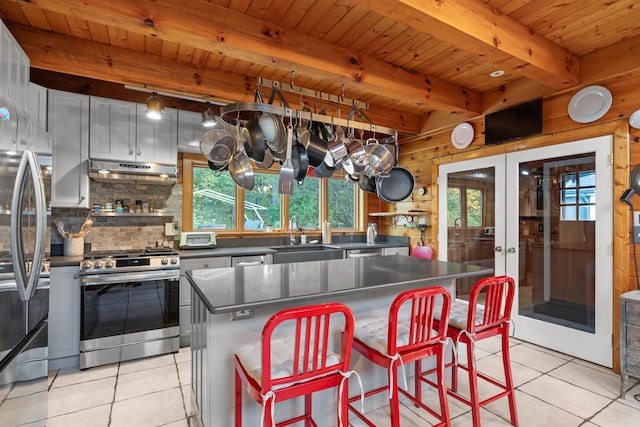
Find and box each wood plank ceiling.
[1,0,640,135]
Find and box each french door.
[438,136,613,367]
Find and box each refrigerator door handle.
[10,151,47,302]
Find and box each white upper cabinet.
[0,20,29,109]
[86,97,177,165]
[49,90,90,209]
[177,110,208,154]
[135,103,178,165]
[27,83,51,154]
[89,97,137,161]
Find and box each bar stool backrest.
[387,287,451,355]
[260,302,355,392]
[467,276,515,335]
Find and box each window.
[183,156,361,233]
[560,170,596,221]
[447,187,483,227]
[328,179,356,228]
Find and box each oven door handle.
[81,270,179,286]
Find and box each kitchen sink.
[269,244,343,264]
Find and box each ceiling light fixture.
[490,70,505,78]
[145,92,164,120]
[201,102,217,127]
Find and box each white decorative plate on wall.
[629,109,640,129]
[451,122,474,149]
[568,85,612,123]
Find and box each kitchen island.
[186,255,492,427]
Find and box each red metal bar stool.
[432,275,518,427]
[234,302,356,427]
[347,286,452,427]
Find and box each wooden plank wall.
[369,72,640,372]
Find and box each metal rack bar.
[220,101,397,141]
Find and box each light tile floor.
[47,338,640,426]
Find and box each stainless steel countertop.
[186,255,492,314]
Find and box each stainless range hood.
[89,159,178,184]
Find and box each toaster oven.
[179,231,217,249]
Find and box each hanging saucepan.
[207,160,228,173]
[376,167,415,203]
[314,161,336,178]
[242,116,266,163]
[305,133,329,167]
[200,129,234,166]
[358,173,377,193]
[365,139,394,175]
[253,147,274,169]
[228,125,255,191]
[324,128,348,167]
[291,140,309,184]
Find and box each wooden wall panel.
[374,75,640,371]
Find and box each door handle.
[507,247,517,253]
[494,246,502,252]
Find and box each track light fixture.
[201,102,216,127]
[146,92,164,120]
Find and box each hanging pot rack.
[219,87,398,143]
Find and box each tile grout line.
[106,362,121,427]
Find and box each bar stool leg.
[389,364,401,427]
[502,329,519,425]
[436,347,451,425]
[466,339,482,427]
[415,359,422,404]
[235,370,242,427]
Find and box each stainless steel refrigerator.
[0,96,50,426]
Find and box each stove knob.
[94,261,104,269]
[170,257,178,265]
[105,260,115,268]
[161,257,168,265]
[82,261,93,269]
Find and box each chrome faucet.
[289,215,298,245]
[454,217,463,236]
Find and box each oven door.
[79,269,179,366]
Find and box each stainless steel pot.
[365,139,394,175]
[305,133,329,167]
[243,117,266,163]
[229,151,255,190]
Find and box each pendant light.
[201,102,216,127]
[146,92,164,120]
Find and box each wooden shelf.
[369,211,427,217]
[92,211,174,217]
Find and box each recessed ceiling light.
[490,70,505,78]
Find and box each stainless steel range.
[79,248,180,369]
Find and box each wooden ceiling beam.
[9,24,420,133]
[348,0,580,90]
[9,0,481,116]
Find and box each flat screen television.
[485,98,542,145]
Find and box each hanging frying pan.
[376,167,415,203]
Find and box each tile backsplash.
[51,182,183,253]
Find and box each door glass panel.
[517,153,596,333]
[446,167,495,300]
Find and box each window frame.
[182,154,365,235]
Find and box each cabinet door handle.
[129,149,134,155]
[507,247,517,253]
[137,151,142,156]
[494,246,502,252]
[203,263,209,268]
